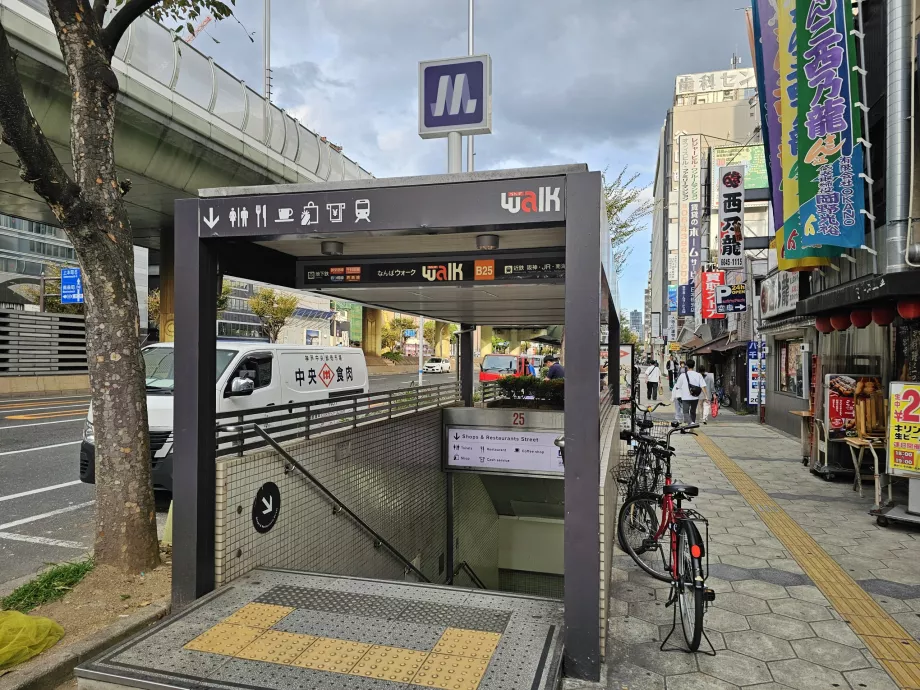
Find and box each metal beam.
[172,198,219,609]
[562,171,602,681]
[460,323,474,407]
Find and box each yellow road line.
[695,432,920,690]
[6,408,88,420]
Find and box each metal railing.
[452,561,486,589]
[215,381,461,457]
[0,309,87,376]
[218,421,430,583]
[478,380,501,406]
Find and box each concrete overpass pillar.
[480,326,493,356]
[159,229,175,342]
[362,307,384,356]
[460,323,474,407]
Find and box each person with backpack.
[645,360,661,401]
[672,359,708,424]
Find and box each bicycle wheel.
[677,521,705,651]
[617,495,670,582]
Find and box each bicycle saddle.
[663,483,699,497]
[637,419,655,429]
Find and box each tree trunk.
[48,1,158,572]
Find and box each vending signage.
[825,374,882,441]
[888,382,920,478]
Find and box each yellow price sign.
[888,382,920,477]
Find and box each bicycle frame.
[650,426,694,581]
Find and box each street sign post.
[60,267,84,304]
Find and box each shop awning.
[796,271,920,316]
[692,335,729,355]
[711,337,748,352]
[759,313,816,336]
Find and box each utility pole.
[467,0,474,172]
[263,0,271,100]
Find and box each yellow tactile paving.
[349,645,430,683]
[412,653,490,690]
[183,623,263,656]
[236,630,317,664]
[291,636,372,673]
[432,628,502,660]
[696,432,920,690]
[222,603,294,629]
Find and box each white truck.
[79,342,369,494]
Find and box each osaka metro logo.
[431,73,477,118]
[423,61,484,129]
[500,187,561,214]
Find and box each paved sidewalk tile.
[608,418,918,689]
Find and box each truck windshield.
[481,355,517,373]
[143,348,238,392]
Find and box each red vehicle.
[479,354,541,382]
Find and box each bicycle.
[617,423,716,652]
[616,401,669,500]
[714,378,731,407]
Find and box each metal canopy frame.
[171,164,617,681]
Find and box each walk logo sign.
[500,187,561,214]
[419,55,492,138]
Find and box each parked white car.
[423,357,451,373]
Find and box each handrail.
[452,561,486,589]
[218,421,431,584]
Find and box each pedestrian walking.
[645,360,661,401]
[672,359,707,424]
[666,357,675,389]
[699,366,716,424]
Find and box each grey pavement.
[0,374,446,588]
[607,411,917,689]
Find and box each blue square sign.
[419,55,492,139]
[60,267,84,304]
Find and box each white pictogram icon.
[301,202,319,225]
[239,207,249,227]
[327,203,345,222]
[229,208,238,228]
[277,208,294,223]
[355,199,371,222]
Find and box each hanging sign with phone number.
[888,382,920,478]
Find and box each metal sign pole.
[448,132,462,173]
[419,315,425,387]
[467,0,474,172]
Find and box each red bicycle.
[617,423,716,652]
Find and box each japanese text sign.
[668,285,678,312]
[889,382,920,478]
[700,271,726,320]
[825,374,881,441]
[60,267,84,304]
[674,68,755,95]
[678,284,694,317]
[759,270,799,319]
[715,283,747,314]
[795,0,867,248]
[718,166,745,270]
[678,135,701,286]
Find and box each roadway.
[0,372,455,589]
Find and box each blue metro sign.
[418,55,492,139]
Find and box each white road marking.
[0,403,89,414]
[0,531,85,549]
[0,481,83,503]
[1,418,84,430]
[0,394,90,405]
[0,501,94,531]
[0,441,81,457]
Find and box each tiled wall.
[598,407,620,662]
[215,410,447,586]
[452,473,500,589]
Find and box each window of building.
[778,338,805,397]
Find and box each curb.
[0,601,170,690]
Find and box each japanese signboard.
[888,382,920,478]
[668,314,678,341]
[667,253,678,282]
[280,350,368,398]
[760,271,799,319]
[700,271,726,320]
[751,0,783,233]
[795,0,866,249]
[677,135,701,287]
[715,283,747,314]
[748,340,766,405]
[60,267,84,304]
[651,312,661,339]
[446,427,563,475]
[718,166,745,270]
[825,374,881,441]
[678,284,694,317]
[688,201,702,285]
[299,255,564,287]
[710,147,768,205]
[674,68,756,95]
[668,285,678,312]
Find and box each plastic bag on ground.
[0,610,65,671]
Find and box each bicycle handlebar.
[633,400,666,414]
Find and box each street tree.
[381,315,417,352]
[620,323,639,345]
[249,287,298,343]
[0,0,237,572]
[604,166,654,275]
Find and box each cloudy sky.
[189,0,749,313]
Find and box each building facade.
[629,309,643,335]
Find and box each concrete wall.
[0,373,89,397]
[453,473,500,589]
[598,403,619,663]
[215,410,446,587]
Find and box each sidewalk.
[607,414,920,689]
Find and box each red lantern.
[898,299,920,321]
[815,316,834,333]
[850,309,872,329]
[872,304,897,326]
[830,313,851,331]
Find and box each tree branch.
[0,21,83,224]
[101,0,159,56]
[92,0,108,28]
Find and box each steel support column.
[563,171,602,681]
[172,198,219,609]
[460,323,474,407]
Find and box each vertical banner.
[700,271,726,320]
[751,0,784,234]
[668,285,678,312]
[718,166,746,270]
[667,253,678,281]
[795,0,866,248]
[688,201,701,282]
[678,284,694,316]
[678,136,691,285]
[651,312,661,338]
[668,314,678,342]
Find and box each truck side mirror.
[226,376,255,397]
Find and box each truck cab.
[479,354,542,382]
[79,342,369,494]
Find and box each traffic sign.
[252,482,280,533]
[60,268,84,304]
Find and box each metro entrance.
[82,165,620,686]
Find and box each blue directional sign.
[60,267,84,304]
[419,55,492,139]
[403,329,417,338]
